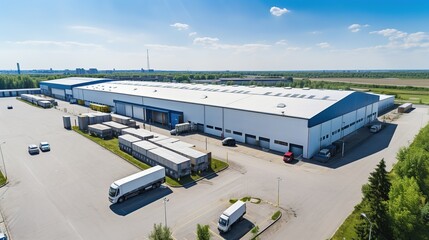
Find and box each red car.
[283,151,294,163]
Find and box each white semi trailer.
[108,165,165,204]
[218,200,246,233]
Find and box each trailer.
[108,166,165,204]
[118,134,141,154]
[88,124,113,139]
[398,103,413,113]
[218,200,246,233]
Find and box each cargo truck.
[171,122,194,135]
[108,166,165,204]
[218,200,246,233]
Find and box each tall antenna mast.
[147,49,150,70]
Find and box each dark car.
[222,137,236,146]
[7,105,13,109]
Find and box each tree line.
[353,123,429,239]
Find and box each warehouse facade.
[65,80,383,159]
[39,77,112,101]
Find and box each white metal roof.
[41,77,111,86]
[76,81,357,119]
[118,134,141,143]
[148,147,190,164]
[113,166,164,186]
[102,121,129,129]
[133,140,158,150]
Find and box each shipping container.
[118,134,141,154]
[63,115,71,130]
[147,148,191,178]
[88,124,113,139]
[121,128,154,140]
[102,121,129,137]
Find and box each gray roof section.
[76,80,377,119]
[148,147,190,164]
[41,77,112,86]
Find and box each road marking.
[172,200,226,234]
[208,227,223,239]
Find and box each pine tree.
[148,223,173,240]
[196,224,211,240]
[357,159,392,240]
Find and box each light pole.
[277,177,282,207]
[0,141,6,179]
[163,197,169,227]
[361,213,372,240]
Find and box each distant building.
[76,68,85,74]
[88,68,98,74]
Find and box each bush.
[271,210,281,220]
[229,199,237,204]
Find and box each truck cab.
[218,200,246,233]
[283,151,294,163]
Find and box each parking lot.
[0,98,428,240]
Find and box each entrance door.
[245,134,257,145]
[259,137,270,149]
[289,144,303,157]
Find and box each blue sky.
[1,0,429,70]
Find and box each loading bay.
[0,97,428,240]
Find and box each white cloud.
[316,42,330,48]
[276,39,288,45]
[69,25,108,35]
[309,31,322,35]
[370,28,407,40]
[145,44,188,51]
[270,6,290,17]
[193,37,219,46]
[189,32,197,37]
[13,40,102,48]
[193,36,270,52]
[170,22,189,31]
[348,24,369,33]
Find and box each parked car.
[0,232,7,240]
[28,144,40,154]
[169,129,177,135]
[283,151,294,163]
[7,105,12,109]
[222,137,236,146]
[370,124,382,133]
[39,142,51,152]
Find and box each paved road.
[0,98,427,240]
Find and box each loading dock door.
[125,105,133,117]
[259,137,270,149]
[133,106,144,120]
[116,102,126,115]
[289,144,303,157]
[245,134,257,146]
[153,111,168,125]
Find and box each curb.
[173,164,230,188]
[251,211,282,240]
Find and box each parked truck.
[218,200,246,233]
[171,122,194,135]
[108,166,165,204]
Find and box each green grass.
[229,198,238,204]
[271,210,281,220]
[370,88,429,104]
[240,196,251,202]
[0,171,6,186]
[72,127,228,187]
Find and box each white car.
[0,232,7,240]
[39,142,51,152]
[28,144,39,154]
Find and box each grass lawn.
[0,171,6,186]
[369,88,429,104]
[72,127,228,187]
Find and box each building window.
[215,127,222,131]
[274,140,288,146]
[206,125,213,129]
[225,129,231,133]
[233,131,242,136]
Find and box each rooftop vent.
[277,103,286,108]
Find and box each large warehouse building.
[40,77,113,101]
[62,79,386,158]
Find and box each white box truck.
[218,200,246,233]
[108,166,165,204]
